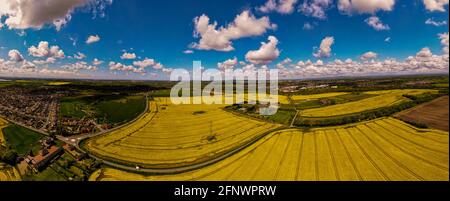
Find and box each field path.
[79,126,285,174]
[64,97,285,174]
[89,117,448,181]
[290,110,299,127]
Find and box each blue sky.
[0,0,448,80]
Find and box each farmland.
[90,117,448,181]
[83,97,282,168]
[0,163,20,181]
[1,125,43,156]
[0,119,21,181]
[395,96,449,131]
[47,82,72,86]
[0,76,447,182]
[291,92,349,101]
[220,93,289,105]
[291,92,377,110]
[23,167,66,181]
[0,118,7,146]
[300,89,437,117]
[60,95,146,125]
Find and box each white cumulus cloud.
[92,58,103,65]
[360,51,378,60]
[338,0,395,14]
[259,0,298,14]
[423,0,449,12]
[133,58,155,69]
[299,0,333,19]
[120,52,136,60]
[245,36,280,64]
[0,0,112,30]
[86,35,101,44]
[191,10,276,51]
[8,49,24,62]
[62,61,97,71]
[313,36,334,58]
[217,57,238,71]
[28,41,65,59]
[74,52,86,59]
[365,16,390,31]
[439,32,449,54]
[33,57,56,65]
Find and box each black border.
[0,181,448,200]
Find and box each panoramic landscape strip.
[0,76,448,181]
[0,0,449,185]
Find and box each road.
[72,126,285,174]
[0,115,49,136]
[290,110,300,127]
[56,95,150,146]
[57,96,287,174]
[5,95,286,175]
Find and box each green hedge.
[295,93,443,127]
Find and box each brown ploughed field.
[395,96,449,131]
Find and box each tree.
[28,150,34,157]
[2,150,18,165]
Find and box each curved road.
[56,95,150,144]
[3,95,288,175]
[80,127,285,174]
[56,96,287,175]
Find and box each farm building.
[25,145,63,172]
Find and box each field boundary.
[0,114,49,136]
[63,95,150,146]
[83,126,287,175]
[394,97,445,115]
[78,100,287,174]
[222,107,288,126]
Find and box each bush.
[1,149,18,165]
[294,94,442,127]
[403,120,428,129]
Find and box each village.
[0,86,104,136]
[0,87,61,133]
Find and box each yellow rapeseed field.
[84,98,282,168]
[291,92,348,101]
[0,164,21,181]
[90,117,449,181]
[0,118,8,146]
[47,82,71,86]
[195,93,290,105]
[301,89,437,117]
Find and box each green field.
[60,99,88,119]
[264,109,296,125]
[23,167,67,181]
[294,99,324,110]
[2,125,42,156]
[434,83,449,88]
[60,95,146,125]
[253,92,377,124]
[149,89,171,97]
[293,92,376,110]
[95,95,146,124]
[0,82,13,88]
